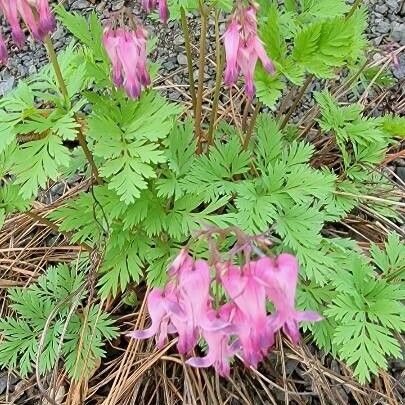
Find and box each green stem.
[207,10,224,146]
[180,7,197,112]
[195,3,209,154]
[243,102,261,150]
[76,120,103,185]
[241,99,252,133]
[44,35,69,100]
[280,74,313,130]
[346,0,362,19]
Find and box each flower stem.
[44,35,69,100]
[45,36,102,185]
[347,0,362,19]
[243,102,260,150]
[195,3,209,154]
[280,74,313,130]
[76,117,103,185]
[180,7,197,112]
[207,9,224,146]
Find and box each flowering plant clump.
[0,0,404,393]
[0,0,55,62]
[130,230,322,376]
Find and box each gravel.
[0,0,403,96]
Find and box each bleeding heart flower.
[0,0,55,62]
[186,306,237,377]
[223,4,275,98]
[257,254,323,343]
[141,0,169,24]
[102,25,150,99]
[221,262,271,366]
[128,286,182,348]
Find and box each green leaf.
[12,134,70,199]
[255,67,285,109]
[182,135,250,202]
[275,202,324,250]
[98,232,145,298]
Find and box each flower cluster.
[130,249,322,377]
[141,0,169,24]
[0,0,55,63]
[223,4,275,98]
[103,25,151,99]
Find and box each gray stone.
[0,76,15,95]
[173,36,183,46]
[375,5,388,14]
[375,20,391,34]
[391,22,405,45]
[177,53,187,65]
[386,0,399,11]
[70,0,89,10]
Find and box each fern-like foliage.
[0,264,118,379]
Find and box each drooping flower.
[36,0,56,38]
[102,25,150,99]
[221,262,271,367]
[223,4,275,98]
[187,306,237,377]
[257,254,323,343]
[173,259,212,353]
[141,0,169,24]
[129,230,322,378]
[128,286,182,348]
[0,0,55,63]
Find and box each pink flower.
[128,287,182,348]
[221,262,271,366]
[173,259,212,353]
[223,5,275,98]
[223,20,240,85]
[36,0,56,38]
[257,255,322,343]
[186,306,237,377]
[102,25,150,99]
[129,241,322,377]
[0,0,55,60]
[141,0,169,24]
[0,1,25,47]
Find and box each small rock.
[177,53,187,65]
[28,65,37,75]
[391,22,405,45]
[386,0,399,11]
[0,76,15,95]
[375,20,391,34]
[70,0,89,10]
[375,5,388,14]
[173,36,183,46]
